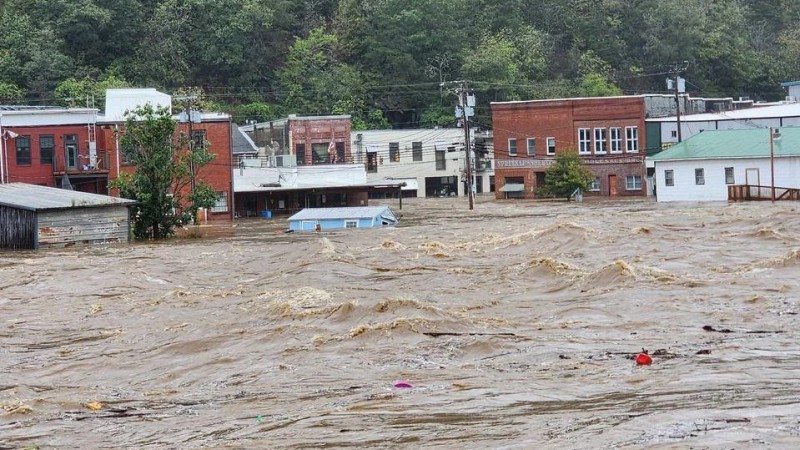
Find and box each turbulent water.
[1,197,799,449]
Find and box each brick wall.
[290,118,352,165]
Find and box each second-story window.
[389,142,399,162]
[547,137,556,155]
[15,136,31,165]
[435,148,446,170]
[610,127,622,153]
[527,138,536,156]
[578,128,591,154]
[508,138,517,156]
[626,126,639,152]
[336,142,345,163]
[191,130,206,151]
[40,135,54,165]
[594,128,607,154]
[412,141,423,161]
[296,143,306,165]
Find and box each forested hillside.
[1,0,798,128]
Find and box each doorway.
[745,168,760,198]
[608,174,618,196]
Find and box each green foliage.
[232,102,283,123]
[580,73,623,97]
[54,73,130,109]
[0,82,24,103]
[420,105,455,128]
[110,104,216,240]
[538,151,594,200]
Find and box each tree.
[110,104,217,240]
[538,150,594,199]
[0,81,24,103]
[54,73,131,109]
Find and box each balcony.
[53,151,110,176]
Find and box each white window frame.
[344,220,358,229]
[546,137,556,155]
[609,127,623,153]
[626,175,642,190]
[664,169,674,186]
[695,168,705,185]
[508,138,517,156]
[593,128,607,154]
[526,138,536,156]
[578,128,591,154]
[589,177,600,191]
[211,191,228,213]
[626,126,639,153]
[724,167,735,184]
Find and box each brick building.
[491,96,647,199]
[0,89,234,221]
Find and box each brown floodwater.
[1,197,799,449]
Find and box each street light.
[769,127,781,202]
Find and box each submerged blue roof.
[289,206,395,221]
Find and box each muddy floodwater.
[2,197,800,449]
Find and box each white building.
[652,127,800,202]
[353,128,494,197]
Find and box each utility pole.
[457,81,474,210]
[670,62,689,143]
[175,95,199,215]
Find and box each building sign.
[495,159,554,169]
[584,156,644,165]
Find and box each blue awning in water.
[499,183,524,192]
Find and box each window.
[311,143,329,164]
[39,135,54,165]
[345,220,358,229]
[725,167,735,184]
[609,127,622,153]
[435,149,446,170]
[593,128,607,154]
[211,191,228,213]
[389,142,399,162]
[508,138,517,156]
[336,142,345,163]
[65,134,78,169]
[546,137,556,155]
[296,143,306,165]
[578,128,591,154]
[589,177,600,191]
[412,141,423,161]
[367,152,378,173]
[626,127,639,152]
[15,135,31,165]
[664,169,674,186]
[626,175,642,190]
[695,168,705,185]
[671,130,678,138]
[191,130,206,151]
[526,138,536,156]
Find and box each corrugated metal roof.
[289,206,394,221]
[0,183,136,211]
[650,127,800,162]
[647,102,800,122]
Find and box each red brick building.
[491,96,647,199]
[1,89,234,221]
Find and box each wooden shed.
[288,206,397,232]
[0,183,136,249]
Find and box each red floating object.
[635,353,653,366]
[393,380,413,388]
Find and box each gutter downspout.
[0,122,5,184]
[114,124,120,183]
[229,117,235,221]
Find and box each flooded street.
[1,197,799,449]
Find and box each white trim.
[526,137,536,156]
[626,126,639,153]
[508,138,517,156]
[578,128,591,154]
[344,219,358,228]
[625,175,642,190]
[546,137,556,155]
[593,128,607,154]
[609,127,623,153]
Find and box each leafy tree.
[538,150,594,199]
[54,73,130,109]
[110,104,216,240]
[0,81,24,103]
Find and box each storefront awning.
[499,183,525,192]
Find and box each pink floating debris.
[393,380,413,389]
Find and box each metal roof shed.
[0,183,136,249]
[288,206,397,231]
